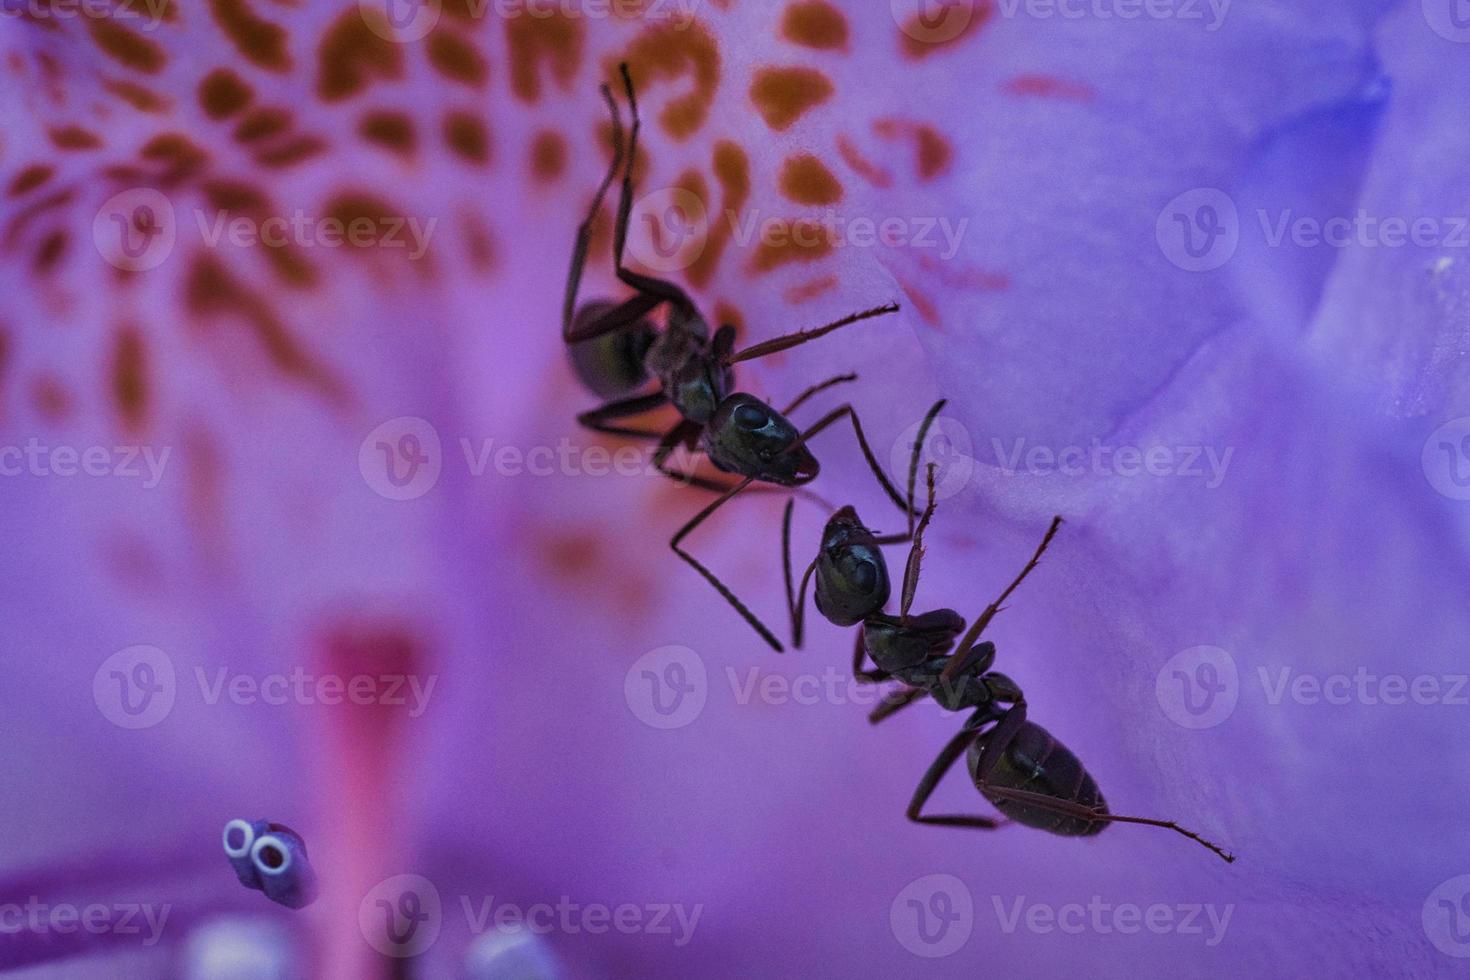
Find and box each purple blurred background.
[1,0,1467,976]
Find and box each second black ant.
[782,448,1235,862]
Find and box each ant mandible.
[783,459,1236,862]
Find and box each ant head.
[812,507,891,626]
[702,394,818,486]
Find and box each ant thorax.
[644,311,730,425]
[863,609,967,674]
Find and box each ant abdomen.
[567,300,657,399]
[968,720,1108,836]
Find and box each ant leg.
[872,399,946,546]
[652,420,749,493]
[869,641,998,725]
[565,291,665,345]
[782,373,858,417]
[905,718,1005,830]
[792,405,910,515]
[899,464,940,618]
[727,304,901,365]
[851,631,889,683]
[563,84,642,339]
[609,64,702,311]
[972,702,1235,862]
[869,684,929,724]
[781,499,820,649]
[577,391,670,439]
[670,476,787,652]
[939,515,1064,688]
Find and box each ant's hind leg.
[563,85,628,338]
[609,63,701,312]
[905,722,1005,830]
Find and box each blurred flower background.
[1,0,1467,976]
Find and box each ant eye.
[853,560,878,593]
[734,404,767,430]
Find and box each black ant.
[782,452,1236,863]
[563,63,921,650]
[562,62,905,493]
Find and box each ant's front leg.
[670,476,786,652]
[792,404,910,515]
[897,463,940,617]
[905,713,1006,830]
[651,420,748,493]
[781,499,821,650]
[727,304,902,365]
[870,685,929,724]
